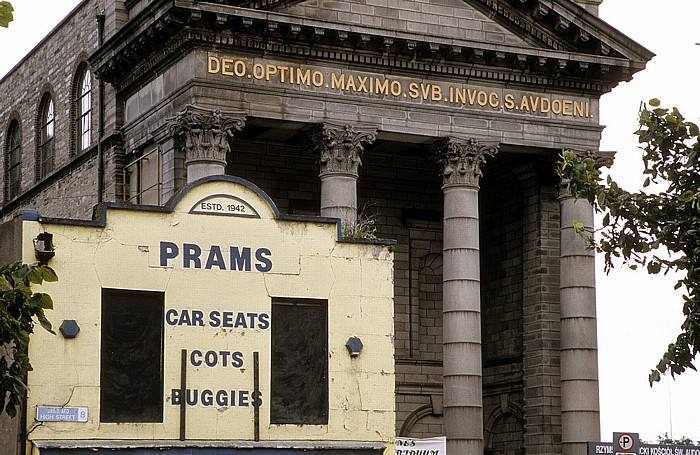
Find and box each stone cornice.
[91,0,651,95]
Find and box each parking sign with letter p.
[613,432,640,454]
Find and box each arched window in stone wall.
[5,119,21,200]
[485,403,525,455]
[399,401,444,439]
[74,65,92,153]
[37,93,55,180]
[418,253,443,361]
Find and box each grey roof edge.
[544,0,655,62]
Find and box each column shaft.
[433,137,498,455]
[443,185,483,455]
[560,193,600,455]
[320,173,357,229]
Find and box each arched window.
[38,94,54,179]
[76,67,92,151]
[6,120,21,200]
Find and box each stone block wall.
[521,167,563,454]
[0,0,101,222]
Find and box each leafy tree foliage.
[557,99,700,385]
[657,433,697,446]
[1,262,57,417]
[0,1,13,28]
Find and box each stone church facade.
[0,0,652,454]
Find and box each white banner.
[395,436,446,455]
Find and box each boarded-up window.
[100,289,164,422]
[270,299,328,424]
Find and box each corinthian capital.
[575,150,615,169]
[312,123,377,177]
[167,105,246,166]
[558,150,615,199]
[432,137,499,188]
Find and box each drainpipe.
[19,374,27,455]
[97,10,105,206]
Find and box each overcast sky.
[1,0,699,445]
[597,0,700,444]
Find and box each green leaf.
[39,266,58,282]
[678,190,695,202]
[647,262,661,274]
[33,293,53,310]
[649,369,661,384]
[37,314,55,335]
[0,1,13,28]
[689,122,699,137]
[572,220,585,234]
[14,265,30,280]
[648,98,661,107]
[27,267,43,285]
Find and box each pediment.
[250,0,652,63]
[93,0,653,94]
[274,0,536,50]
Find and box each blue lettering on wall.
[183,243,202,268]
[255,248,272,272]
[160,242,179,266]
[166,309,204,326]
[190,350,244,368]
[159,241,273,272]
[230,247,251,271]
[165,309,270,329]
[171,389,263,407]
[205,246,226,270]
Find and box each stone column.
[167,105,246,183]
[312,123,377,231]
[559,151,613,455]
[433,137,498,455]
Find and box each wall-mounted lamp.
[345,336,363,357]
[34,232,55,264]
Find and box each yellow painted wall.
[22,177,395,446]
